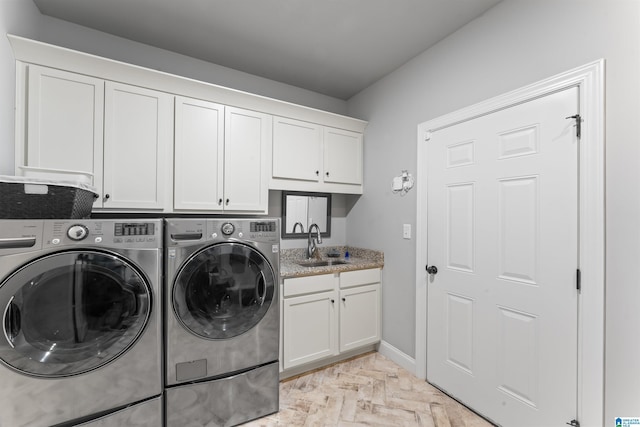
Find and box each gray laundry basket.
[0,175,98,219]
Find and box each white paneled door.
[426,87,579,426]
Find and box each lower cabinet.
[339,284,380,352]
[283,289,338,369]
[282,268,381,371]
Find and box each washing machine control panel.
[184,219,279,243]
[42,220,161,249]
[67,224,89,241]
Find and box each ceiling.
[32,0,502,100]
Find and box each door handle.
[426,265,438,275]
[3,296,18,348]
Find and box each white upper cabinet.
[323,127,363,186]
[174,98,272,213]
[11,36,367,214]
[19,65,104,184]
[223,107,272,212]
[174,97,225,211]
[17,66,173,211]
[272,116,323,183]
[102,82,173,210]
[271,116,363,194]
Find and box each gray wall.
[346,0,640,420]
[0,0,347,175]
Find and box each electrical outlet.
[403,224,411,239]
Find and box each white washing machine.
[164,218,280,427]
[0,219,163,427]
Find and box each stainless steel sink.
[296,259,349,268]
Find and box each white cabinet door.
[103,82,173,210]
[271,117,363,194]
[224,107,272,212]
[272,116,322,182]
[283,290,338,369]
[323,127,363,185]
[339,283,380,352]
[23,65,104,185]
[174,97,225,211]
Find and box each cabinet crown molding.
[7,34,367,133]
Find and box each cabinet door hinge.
[566,114,582,138]
[566,419,580,427]
[576,268,582,292]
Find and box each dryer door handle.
[256,271,267,306]
[2,296,19,348]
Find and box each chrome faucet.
[292,222,304,233]
[307,223,322,259]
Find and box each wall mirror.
[282,191,331,239]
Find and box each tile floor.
[241,352,494,427]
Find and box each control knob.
[67,224,89,241]
[221,223,235,236]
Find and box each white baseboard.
[378,340,417,376]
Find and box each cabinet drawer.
[339,268,380,289]
[284,273,337,297]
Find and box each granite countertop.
[280,246,384,279]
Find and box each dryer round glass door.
[173,242,276,340]
[0,250,151,377]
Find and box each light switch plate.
[403,224,411,239]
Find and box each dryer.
[0,219,162,427]
[164,218,279,427]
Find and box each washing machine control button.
[51,238,61,245]
[221,223,235,236]
[238,232,243,238]
[67,224,89,241]
[211,233,218,239]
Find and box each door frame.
[415,60,605,425]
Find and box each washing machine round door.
[173,242,275,340]
[0,250,151,378]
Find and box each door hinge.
[566,114,582,138]
[566,419,580,427]
[576,268,581,292]
[424,131,432,141]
